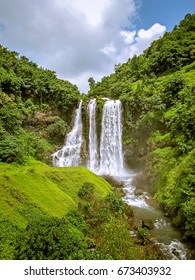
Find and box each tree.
[14,217,89,260]
[88,77,95,89]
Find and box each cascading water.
[87,98,99,173]
[52,100,83,167]
[89,98,190,259]
[98,100,124,176]
[52,97,191,259]
[122,176,191,259]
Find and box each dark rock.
[124,203,134,218]
[148,236,156,243]
[102,175,124,188]
[134,219,143,229]
[182,231,193,241]
[164,212,169,217]
[134,188,143,196]
[142,219,154,229]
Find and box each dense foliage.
[0,162,162,259]
[87,13,195,240]
[0,13,194,260]
[0,46,80,163]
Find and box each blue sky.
[137,0,195,31]
[0,0,194,93]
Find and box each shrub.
[78,182,95,201]
[14,217,89,260]
[137,227,148,245]
[46,118,67,142]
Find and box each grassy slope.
[0,159,112,229]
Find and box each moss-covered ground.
[0,159,112,229]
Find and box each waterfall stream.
[87,99,99,173]
[52,100,83,167]
[52,98,192,259]
[98,100,125,176]
[122,176,191,259]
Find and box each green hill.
[86,13,195,240]
[0,13,194,260]
[0,159,112,228]
[1,161,161,260]
[0,159,115,259]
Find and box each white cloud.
[138,23,166,39]
[0,0,166,93]
[120,30,136,44]
[101,43,117,57]
[129,23,166,57]
[101,23,166,66]
[67,0,111,26]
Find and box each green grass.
[0,160,112,228]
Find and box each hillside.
[0,13,194,259]
[86,13,195,240]
[0,159,114,258]
[0,159,112,226]
[0,46,81,164]
[0,159,164,260]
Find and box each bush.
[98,219,141,259]
[105,193,125,216]
[66,210,88,234]
[154,148,195,239]
[137,227,148,245]
[46,117,68,143]
[14,217,89,260]
[78,182,95,201]
[0,130,50,163]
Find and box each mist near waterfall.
[52,98,126,177]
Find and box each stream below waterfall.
[119,172,194,260]
[52,98,194,260]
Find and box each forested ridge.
[0,47,81,163]
[87,13,195,241]
[0,13,195,259]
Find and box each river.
[52,98,194,259]
[121,172,194,260]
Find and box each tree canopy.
[87,13,195,240]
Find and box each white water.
[52,101,83,167]
[87,99,99,173]
[52,98,190,259]
[123,174,190,260]
[98,100,125,176]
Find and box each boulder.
[142,219,154,229]
[134,188,143,196]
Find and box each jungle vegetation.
[0,13,194,259]
[87,13,195,240]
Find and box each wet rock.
[164,212,169,217]
[189,249,195,260]
[182,231,193,241]
[130,230,137,237]
[171,248,180,259]
[142,219,154,229]
[102,175,124,188]
[134,219,143,229]
[134,188,143,196]
[148,236,156,243]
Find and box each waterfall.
[52,101,83,167]
[51,98,190,259]
[87,98,99,173]
[52,98,125,177]
[98,100,124,177]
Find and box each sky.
[0,0,194,93]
